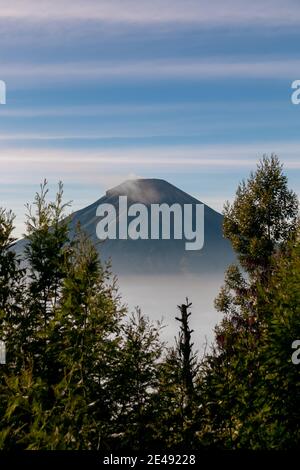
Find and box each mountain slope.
[14,179,235,275]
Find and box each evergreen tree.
[110,310,163,450]
[0,163,299,450]
[23,181,70,372]
[0,184,126,450]
[222,154,298,280]
[154,300,200,450]
[200,156,299,449]
[0,209,25,372]
[253,231,300,448]
[175,300,197,403]
[52,229,125,449]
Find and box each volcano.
[63,178,234,275]
[14,179,235,275]
[13,179,235,346]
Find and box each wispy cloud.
[1,142,299,174]
[0,0,299,26]
[0,101,288,118]
[2,141,299,237]
[2,58,300,88]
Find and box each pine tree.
[110,310,163,451]
[175,300,197,403]
[153,300,200,450]
[0,183,126,450]
[23,181,71,371]
[51,229,126,449]
[0,209,25,371]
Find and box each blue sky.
[0,0,300,237]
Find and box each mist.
[117,273,225,355]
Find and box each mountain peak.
[105,178,200,205]
[13,177,235,274]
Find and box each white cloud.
[0,0,299,26]
[0,101,287,118]
[1,140,299,237]
[2,58,300,88]
[0,142,299,177]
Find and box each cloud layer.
[0,0,299,26]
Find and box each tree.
[110,310,163,451]
[153,300,200,450]
[24,180,71,367]
[215,155,298,358]
[51,229,125,449]
[222,154,298,280]
[0,209,25,372]
[200,156,299,449]
[0,184,126,450]
[253,231,300,448]
[175,300,197,402]
[0,208,25,442]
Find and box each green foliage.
[110,310,163,450]
[200,156,300,449]
[254,236,300,448]
[151,300,201,450]
[0,208,25,371]
[223,154,298,277]
[0,158,299,450]
[0,182,126,449]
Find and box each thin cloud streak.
[0,143,300,169]
[2,58,300,86]
[0,0,299,26]
[0,101,287,118]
